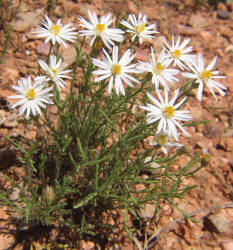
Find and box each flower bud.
[45,185,55,202]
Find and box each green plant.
[1,11,225,248]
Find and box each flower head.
[139,47,179,90]
[92,46,140,96]
[150,130,183,155]
[8,76,53,119]
[140,88,192,141]
[38,55,72,91]
[78,10,124,50]
[182,53,227,101]
[164,35,196,70]
[34,15,77,47]
[120,13,159,44]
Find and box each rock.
[217,2,228,11]
[153,35,167,52]
[199,31,214,45]
[0,110,18,128]
[141,6,159,19]
[9,186,21,201]
[144,156,160,169]
[80,241,95,250]
[0,67,19,87]
[127,0,137,13]
[219,135,233,152]
[225,45,233,53]
[135,48,148,61]
[220,241,233,250]
[108,1,130,14]
[139,203,156,219]
[54,6,63,18]
[217,10,230,20]
[189,13,207,29]
[195,137,213,150]
[169,24,198,36]
[9,8,44,32]
[0,207,15,248]
[61,46,77,66]
[36,42,50,55]
[206,212,231,234]
[202,123,221,139]
[219,26,233,39]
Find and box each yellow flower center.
[96,23,105,35]
[112,64,121,75]
[154,63,164,75]
[172,49,181,59]
[200,70,212,82]
[156,134,168,146]
[163,106,175,119]
[135,24,146,34]
[26,89,36,100]
[50,67,58,76]
[50,25,61,35]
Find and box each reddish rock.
[169,24,198,36]
[189,13,208,29]
[36,42,50,55]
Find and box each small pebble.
[217,10,230,20]
[25,50,30,56]
[36,42,50,55]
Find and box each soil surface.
[0,0,233,249]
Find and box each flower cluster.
[8,11,227,155]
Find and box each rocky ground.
[0,0,233,249]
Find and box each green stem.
[47,41,53,63]
[127,36,139,50]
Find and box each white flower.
[139,47,179,90]
[38,55,72,91]
[163,35,196,70]
[150,130,183,155]
[8,76,53,119]
[34,15,77,47]
[120,13,159,44]
[92,46,140,96]
[140,88,192,141]
[182,53,227,101]
[78,10,124,50]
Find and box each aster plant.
[92,46,140,95]
[163,35,196,70]
[182,53,227,101]
[78,10,124,50]
[140,88,192,141]
[38,55,72,91]
[1,10,227,249]
[34,15,78,47]
[120,12,159,44]
[8,75,53,119]
[138,47,179,90]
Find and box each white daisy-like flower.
[139,47,179,90]
[120,13,159,44]
[150,130,183,155]
[140,88,192,141]
[182,53,227,101]
[92,46,140,96]
[34,15,77,47]
[38,55,72,91]
[163,35,196,70]
[8,76,53,119]
[78,10,124,50]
